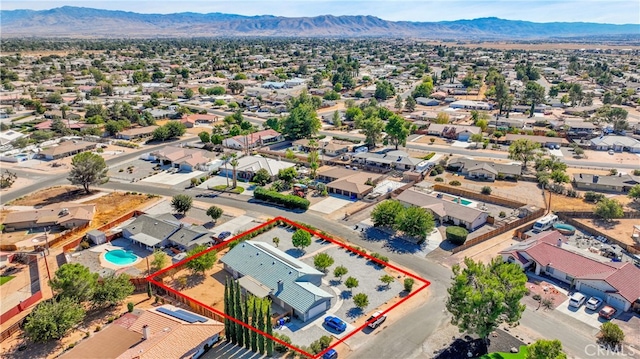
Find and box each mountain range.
[1,6,638,39]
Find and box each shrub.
[481,186,492,195]
[273,333,292,353]
[633,169,640,176]
[449,180,461,186]
[80,240,90,250]
[422,152,436,160]
[127,302,134,313]
[253,187,310,210]
[446,226,468,245]
[600,322,625,347]
[499,211,506,218]
[94,325,101,332]
[404,278,415,292]
[434,177,444,182]
[584,191,605,203]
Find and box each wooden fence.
[556,212,640,254]
[451,208,545,254]
[150,281,225,323]
[62,210,143,253]
[0,320,24,343]
[433,184,526,209]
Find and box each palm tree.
[230,153,239,189]
[221,154,231,187]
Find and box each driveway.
[141,170,204,186]
[548,148,564,157]
[309,195,355,214]
[210,215,257,237]
[555,297,614,329]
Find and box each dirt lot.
[8,185,89,206]
[574,218,639,247]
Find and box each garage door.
[307,301,327,319]
[578,283,604,298]
[606,295,627,311]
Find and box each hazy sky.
[2,0,640,24]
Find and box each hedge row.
[254,187,310,210]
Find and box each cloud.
[2,0,639,24]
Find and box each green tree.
[151,249,166,271]
[379,274,395,289]
[385,115,411,150]
[272,237,280,247]
[374,80,395,100]
[292,229,312,252]
[165,121,186,138]
[524,82,546,118]
[257,299,267,355]
[265,301,274,356]
[234,279,243,346]
[184,88,194,99]
[353,293,369,309]
[494,76,510,115]
[46,92,63,104]
[24,297,85,342]
[243,296,250,349]
[470,133,484,148]
[67,152,108,194]
[345,107,363,122]
[278,167,298,183]
[628,184,640,201]
[356,115,385,147]
[332,111,342,127]
[49,263,98,303]
[345,276,359,293]
[333,265,348,280]
[252,168,271,186]
[313,253,335,272]
[435,112,450,124]
[224,277,232,340]
[404,96,416,112]
[600,322,625,347]
[265,117,281,131]
[91,273,134,308]
[394,95,403,111]
[404,278,415,292]
[412,79,434,98]
[171,194,193,215]
[394,206,434,239]
[250,297,258,351]
[152,125,170,141]
[185,245,217,275]
[206,205,223,223]
[526,339,567,359]
[596,105,629,132]
[594,198,624,221]
[508,139,541,169]
[446,257,527,344]
[198,131,210,143]
[282,103,321,140]
[371,199,404,228]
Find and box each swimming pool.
[452,198,473,206]
[15,154,29,162]
[104,249,139,266]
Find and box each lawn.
[478,345,528,359]
[0,275,15,285]
[209,185,245,194]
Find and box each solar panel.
[175,309,208,323]
[156,307,199,323]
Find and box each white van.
[569,292,586,308]
[532,214,558,232]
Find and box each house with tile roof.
[317,166,384,199]
[448,158,522,181]
[590,135,640,153]
[3,203,95,232]
[220,241,333,322]
[37,140,97,160]
[500,231,640,311]
[148,146,214,172]
[60,305,223,359]
[117,126,158,140]
[353,150,423,171]
[396,188,489,231]
[222,129,284,150]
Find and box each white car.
[586,296,603,310]
[569,292,586,308]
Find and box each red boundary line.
[146,216,431,359]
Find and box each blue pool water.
[15,154,29,161]
[104,249,139,266]
[452,198,473,206]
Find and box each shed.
[87,229,106,245]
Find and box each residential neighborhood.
[1,10,640,359]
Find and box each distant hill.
[1,6,638,39]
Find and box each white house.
[449,100,492,111]
[222,129,284,150]
[590,135,640,153]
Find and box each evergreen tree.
[228,278,237,344]
[251,298,259,352]
[234,280,243,346]
[243,296,250,349]
[223,277,230,340]
[257,299,266,354]
[265,301,274,356]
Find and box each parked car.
[586,296,603,311]
[218,231,232,240]
[324,316,347,332]
[608,149,615,155]
[554,144,560,150]
[367,311,387,329]
[568,292,586,308]
[322,349,338,359]
[599,305,617,320]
